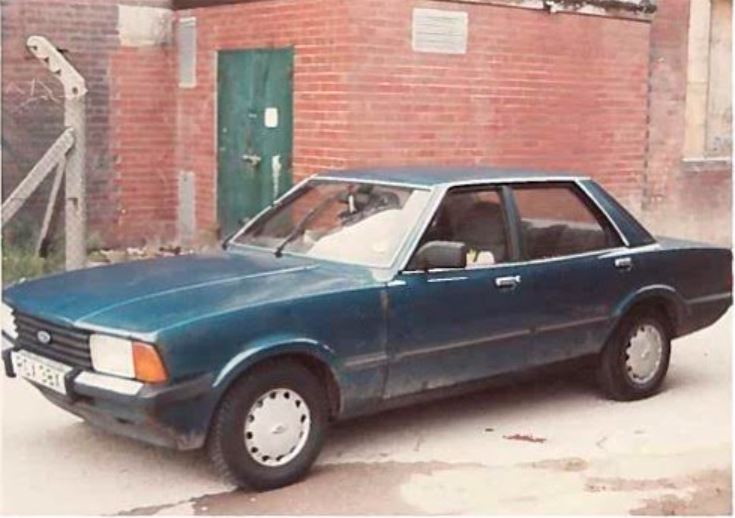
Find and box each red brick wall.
[11,1,717,249]
[664,160,732,244]
[2,0,175,248]
[643,0,690,210]
[177,0,652,239]
[2,0,119,239]
[175,0,353,239]
[343,2,650,206]
[643,0,732,245]
[110,47,177,245]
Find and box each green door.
[217,48,294,236]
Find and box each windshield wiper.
[273,195,337,258]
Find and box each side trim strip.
[686,292,732,305]
[342,352,389,371]
[428,276,469,283]
[536,315,609,334]
[395,329,531,361]
[402,246,630,275]
[599,243,661,258]
[392,316,609,362]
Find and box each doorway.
[217,48,294,236]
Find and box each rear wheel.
[207,362,327,490]
[596,308,671,401]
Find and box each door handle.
[241,154,261,166]
[495,275,521,289]
[614,257,633,271]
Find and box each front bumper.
[3,336,214,450]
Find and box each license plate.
[11,350,73,395]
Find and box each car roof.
[314,166,589,188]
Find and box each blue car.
[2,167,731,489]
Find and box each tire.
[207,361,328,490]
[596,307,671,401]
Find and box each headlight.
[90,334,135,378]
[1,302,17,340]
[89,334,167,383]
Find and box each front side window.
[512,184,621,260]
[233,180,431,268]
[410,187,510,268]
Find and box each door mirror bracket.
[412,241,467,271]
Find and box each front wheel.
[596,308,671,401]
[207,362,328,490]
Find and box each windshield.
[233,180,432,267]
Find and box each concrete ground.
[1,311,731,515]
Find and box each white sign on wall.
[412,8,468,55]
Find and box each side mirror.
[413,241,467,271]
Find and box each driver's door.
[383,185,532,398]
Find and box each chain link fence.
[2,36,87,284]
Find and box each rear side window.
[512,184,621,260]
[582,180,655,246]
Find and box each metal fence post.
[26,36,87,270]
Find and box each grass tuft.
[2,214,65,286]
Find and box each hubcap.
[625,323,664,385]
[244,388,311,467]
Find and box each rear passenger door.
[506,182,632,366]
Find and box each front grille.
[14,312,92,369]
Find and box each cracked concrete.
[1,311,731,515]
